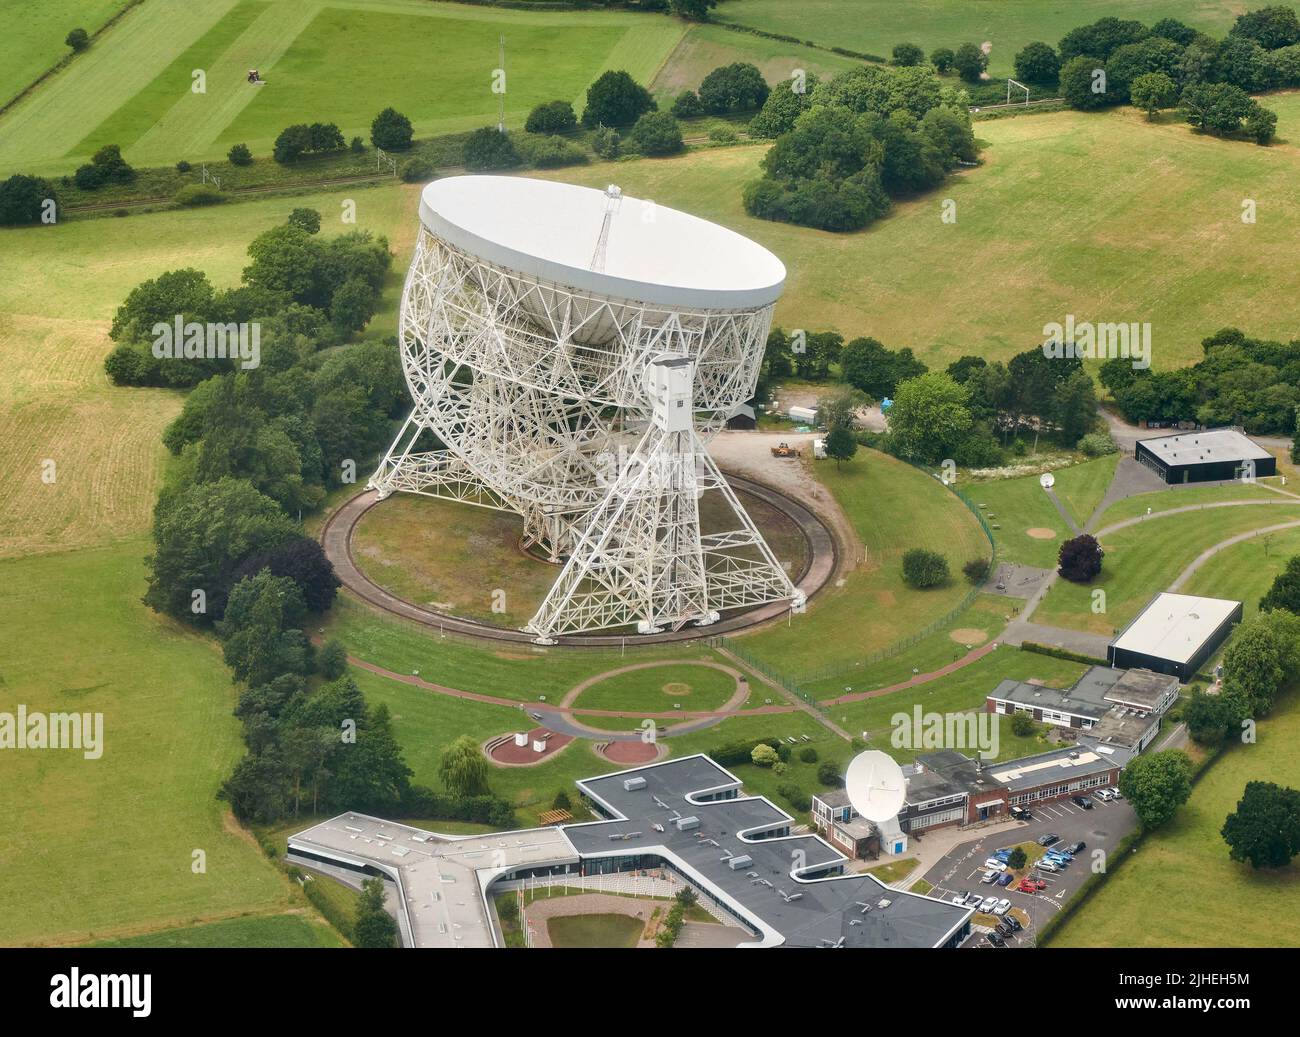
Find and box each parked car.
[995,921,1014,937]
[1018,878,1047,893]
[986,931,1005,946]
[1071,795,1094,809]
[1111,788,1124,800]
[1010,806,1033,821]
[950,894,967,906]
[983,858,1008,872]
[1045,848,1073,860]
[1038,833,1060,846]
[1005,915,1023,933]
[992,849,1013,862]
[980,869,999,884]
[996,871,1015,887]
[1036,859,1060,873]
[980,895,999,912]
[1094,788,1114,802]
[993,898,1011,916]
[1066,840,1086,855]
[964,892,983,906]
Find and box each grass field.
[1036,503,1300,636]
[0,183,414,558]
[1049,684,1300,947]
[85,912,344,947]
[1091,479,1277,530]
[0,0,133,108]
[733,450,990,680]
[0,0,685,171]
[715,1,1256,77]
[533,95,1300,372]
[573,663,739,714]
[0,543,290,945]
[1183,525,1300,618]
[546,912,644,948]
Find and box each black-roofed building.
[1134,428,1275,484]
[1108,592,1243,681]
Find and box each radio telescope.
[369,176,804,642]
[844,750,906,822]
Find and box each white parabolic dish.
[844,749,906,822]
[418,175,786,310]
[1040,472,1056,489]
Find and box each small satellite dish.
[845,750,906,822]
[1039,472,1055,490]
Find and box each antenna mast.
[589,185,622,272]
[497,35,506,132]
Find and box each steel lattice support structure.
[369,177,801,641]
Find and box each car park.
[993,899,1011,916]
[980,896,999,912]
[1037,833,1060,846]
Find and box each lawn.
[0,182,415,559]
[1053,453,1120,529]
[1183,525,1300,620]
[0,0,684,171]
[1036,504,1300,636]
[0,543,289,945]
[546,912,644,948]
[84,912,344,947]
[1090,479,1278,530]
[826,646,1088,762]
[0,0,133,108]
[1049,684,1300,947]
[532,96,1300,373]
[732,450,990,681]
[572,663,741,715]
[715,1,1253,77]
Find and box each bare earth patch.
[662,682,690,696]
[949,628,989,645]
[1026,527,1058,539]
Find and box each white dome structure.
[369,175,802,641]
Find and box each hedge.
[1019,642,1109,666]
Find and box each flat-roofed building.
[986,743,1124,807]
[1134,428,1275,484]
[1108,592,1243,680]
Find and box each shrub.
[698,62,769,114]
[1011,712,1036,737]
[66,28,90,52]
[817,761,842,787]
[273,122,344,162]
[370,107,414,150]
[671,90,704,119]
[953,42,988,82]
[517,133,588,169]
[400,157,435,183]
[318,639,348,680]
[525,100,578,135]
[175,160,192,174]
[462,127,520,171]
[0,174,58,226]
[963,558,991,584]
[1078,431,1118,456]
[628,111,683,156]
[174,184,224,206]
[590,126,620,159]
[227,142,253,166]
[892,42,925,67]
[751,743,779,767]
[287,207,321,234]
[708,126,737,143]
[902,547,950,588]
[1015,41,1060,84]
[798,746,819,764]
[930,47,955,74]
[776,783,811,811]
[350,136,365,153]
[582,70,655,128]
[552,789,572,810]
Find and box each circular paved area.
[320,474,836,647]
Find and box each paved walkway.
[1168,517,1300,592]
[1043,487,1082,535]
[823,641,1000,706]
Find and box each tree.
[318,639,348,680]
[353,878,398,947]
[218,569,311,686]
[1231,5,1300,50]
[824,425,858,468]
[953,43,988,83]
[748,75,819,138]
[370,107,413,150]
[74,143,135,190]
[287,207,321,234]
[66,28,90,52]
[628,111,683,156]
[669,0,716,21]
[1221,609,1300,719]
[892,43,925,67]
[525,100,578,135]
[582,70,655,128]
[227,142,253,165]
[439,734,491,797]
[1015,42,1060,84]
[1059,55,1110,109]
[1245,103,1278,144]
[1010,712,1035,737]
[1119,749,1193,828]
[1007,847,1028,869]
[1183,688,1233,745]
[1057,533,1104,583]
[273,123,344,162]
[698,62,769,114]
[817,760,843,786]
[886,372,972,463]
[0,174,57,225]
[817,386,868,431]
[930,48,955,74]
[591,126,620,159]
[1052,368,1098,444]
[751,743,779,767]
[1261,555,1300,614]
[1221,781,1300,869]
[963,558,991,584]
[902,548,950,588]
[552,789,572,810]
[1129,71,1177,118]
[1059,17,1149,62]
[227,535,341,614]
[462,127,520,170]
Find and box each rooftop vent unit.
[675,816,700,832]
[623,776,647,791]
[726,854,753,870]
[877,898,892,909]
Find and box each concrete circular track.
[320,474,837,647]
